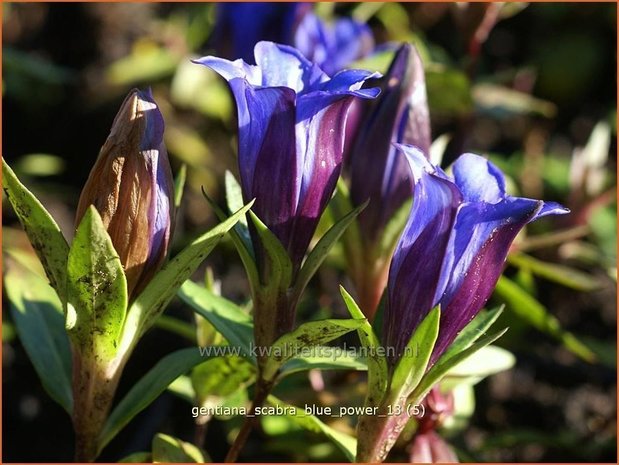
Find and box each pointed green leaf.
[440,306,504,361]
[248,210,293,291]
[390,306,440,399]
[340,286,388,405]
[2,159,69,302]
[508,252,602,292]
[225,170,247,228]
[66,206,127,360]
[266,396,357,462]
[154,315,197,342]
[124,201,254,343]
[5,261,73,413]
[202,188,258,291]
[191,355,256,404]
[293,202,367,301]
[440,345,516,390]
[495,275,596,362]
[280,346,368,377]
[262,318,366,381]
[118,451,152,463]
[173,163,187,209]
[411,328,508,402]
[178,280,254,360]
[99,347,218,451]
[152,433,205,463]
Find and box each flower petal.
[383,145,461,363]
[452,153,506,203]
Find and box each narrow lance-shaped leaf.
[2,159,70,302]
[340,286,388,406]
[389,305,440,400]
[5,260,73,413]
[121,201,254,348]
[99,347,219,451]
[66,206,128,361]
[261,318,367,381]
[178,280,255,360]
[292,201,367,303]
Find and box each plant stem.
[71,350,122,462]
[224,379,273,463]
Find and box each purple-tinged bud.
[350,43,431,243]
[344,43,431,319]
[75,88,175,301]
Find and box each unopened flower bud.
[75,88,175,300]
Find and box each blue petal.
[254,41,327,92]
[192,56,262,86]
[383,145,461,363]
[452,153,506,203]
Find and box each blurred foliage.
[2,2,616,463]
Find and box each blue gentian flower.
[383,145,569,365]
[194,41,380,273]
[211,2,310,63]
[294,12,374,76]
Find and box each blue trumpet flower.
[194,41,380,273]
[294,12,374,76]
[384,145,569,365]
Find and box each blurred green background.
[2,2,616,462]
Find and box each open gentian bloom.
[194,41,380,273]
[383,145,569,366]
[294,12,374,76]
[75,89,175,301]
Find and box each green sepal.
[66,206,128,361]
[340,286,388,406]
[389,305,440,400]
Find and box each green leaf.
[100,347,217,451]
[225,171,247,228]
[440,306,504,361]
[2,158,69,302]
[248,210,293,290]
[440,345,516,390]
[5,261,73,413]
[495,275,596,362]
[152,433,205,463]
[262,318,366,381]
[340,286,388,406]
[192,355,256,404]
[173,163,187,209]
[390,306,441,399]
[412,328,508,402]
[202,188,258,291]
[508,252,602,292]
[266,396,357,462]
[153,314,196,343]
[66,206,127,360]
[178,280,254,360]
[124,201,254,344]
[426,68,473,118]
[280,346,368,377]
[293,202,367,301]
